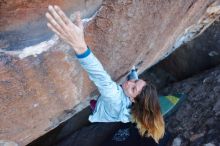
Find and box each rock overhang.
[0,0,220,145]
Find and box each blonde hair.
[131,81,165,143]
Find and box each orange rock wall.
[0,0,220,145]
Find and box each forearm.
[76,47,120,98]
[77,47,112,86]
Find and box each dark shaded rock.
[213,86,220,94]
[213,99,220,117]
[164,65,220,145]
[204,143,215,146]
[203,76,214,84]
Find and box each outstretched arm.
[45,5,120,99]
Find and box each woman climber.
[45,5,165,143]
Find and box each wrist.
[72,43,87,55]
[75,46,88,55]
[75,46,91,59]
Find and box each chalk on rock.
[0,140,18,146]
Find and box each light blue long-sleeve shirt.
[76,48,138,123]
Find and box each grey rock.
[165,66,220,145]
[213,99,220,113]
[211,70,220,76]
[213,86,220,93]
[172,137,182,146]
[205,118,215,126]
[203,76,214,84]
[204,143,215,146]
[216,75,220,82]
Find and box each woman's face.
[122,79,146,102]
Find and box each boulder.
[0,0,220,145]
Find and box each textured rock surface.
[160,65,220,146]
[0,0,103,50]
[140,21,220,90]
[1,0,220,145]
[156,21,220,81]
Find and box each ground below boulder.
[160,65,220,146]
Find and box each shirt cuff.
[75,47,91,59]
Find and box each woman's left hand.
[45,5,87,54]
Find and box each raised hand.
[45,5,87,54]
